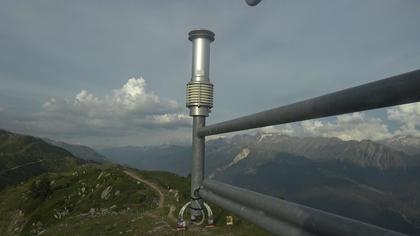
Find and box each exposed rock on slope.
[379,135,420,155]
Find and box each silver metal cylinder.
[186,29,215,220]
[186,29,215,117]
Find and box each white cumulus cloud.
[43,77,179,116]
[387,102,420,136]
[14,77,191,137]
[300,113,392,141]
[258,112,393,141]
[260,124,296,136]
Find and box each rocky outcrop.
[101,186,112,200]
[379,135,420,155]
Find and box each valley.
[0,130,269,235]
[101,132,420,235]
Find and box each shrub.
[30,177,53,200]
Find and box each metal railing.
[178,29,419,236]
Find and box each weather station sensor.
[177,29,216,229]
[186,29,215,117]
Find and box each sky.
[0,0,420,147]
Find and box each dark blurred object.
[245,0,262,6]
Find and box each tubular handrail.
[201,179,407,236]
[198,69,420,137]
[181,28,417,236]
[199,187,316,236]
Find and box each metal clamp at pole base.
[177,200,214,229]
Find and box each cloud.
[9,77,191,138]
[260,124,296,136]
[300,113,392,141]
[43,78,179,116]
[258,103,420,141]
[258,112,393,141]
[3,78,420,145]
[387,102,420,136]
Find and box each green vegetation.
[29,176,53,201]
[0,164,158,235]
[129,169,270,236]
[0,130,81,189]
[0,130,270,235]
[0,164,270,235]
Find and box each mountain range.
[1,128,418,234]
[0,130,82,190]
[0,130,264,235]
[43,138,108,163]
[100,133,420,235]
[379,135,420,156]
[100,133,420,175]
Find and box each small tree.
[30,177,53,201]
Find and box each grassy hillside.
[0,130,269,235]
[0,130,82,189]
[0,163,270,236]
[0,164,158,235]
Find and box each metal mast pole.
[186,29,215,220]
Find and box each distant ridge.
[379,135,420,156]
[44,138,108,163]
[100,145,191,176]
[0,129,82,189]
[222,133,410,170]
[100,133,420,176]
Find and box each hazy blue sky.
[1,0,419,147]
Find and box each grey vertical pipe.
[190,116,205,217]
[187,29,215,218]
